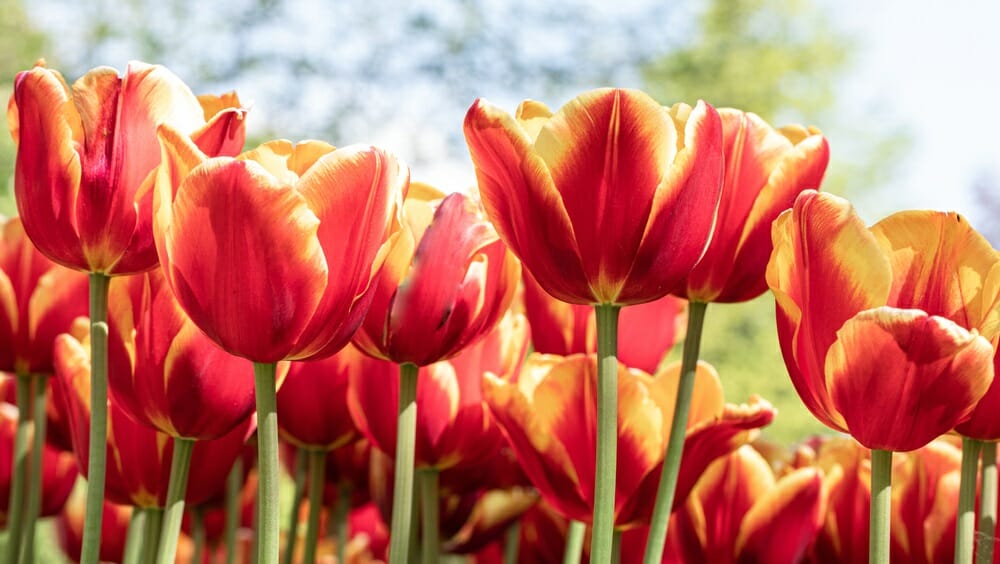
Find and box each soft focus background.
[1,0,998,447]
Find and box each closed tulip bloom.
[56,493,132,564]
[464,88,724,306]
[10,62,246,275]
[890,439,961,564]
[107,269,258,440]
[54,331,254,508]
[352,183,519,365]
[766,190,999,451]
[483,354,774,528]
[677,110,829,303]
[522,270,686,373]
[154,130,407,363]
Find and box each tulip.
[56,492,133,564]
[154,129,407,564]
[106,269,262,563]
[10,60,247,564]
[0,216,88,561]
[767,190,1000,562]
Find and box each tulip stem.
[223,456,242,564]
[957,437,984,564]
[643,300,708,563]
[21,374,48,564]
[333,481,351,564]
[563,520,586,564]
[870,449,892,564]
[142,507,165,564]
[503,519,521,564]
[611,530,622,564]
[284,448,308,564]
[303,449,326,564]
[591,303,621,564]
[389,362,419,564]
[419,467,440,564]
[6,372,32,564]
[82,272,111,564]
[978,440,997,564]
[122,507,147,564]
[156,437,195,564]
[254,361,280,564]
[192,506,206,564]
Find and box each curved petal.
[766,190,891,431]
[956,346,1000,439]
[190,93,246,158]
[871,210,1000,340]
[619,296,686,373]
[26,265,89,373]
[735,467,824,563]
[277,345,364,449]
[522,269,593,356]
[827,308,994,451]
[464,98,589,304]
[162,157,327,362]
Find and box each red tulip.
[352,183,520,365]
[766,191,999,451]
[154,132,408,362]
[56,491,132,564]
[464,88,724,306]
[10,62,246,275]
[0,374,75,451]
[522,270,686,373]
[677,109,829,303]
[483,353,774,528]
[54,331,253,507]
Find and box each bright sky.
[833,0,1000,228]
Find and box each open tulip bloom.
[766,190,1000,563]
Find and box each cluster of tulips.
[0,58,998,564]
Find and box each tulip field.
[0,59,998,564]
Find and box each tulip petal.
[464,98,589,304]
[766,190,891,431]
[162,158,327,362]
[827,307,994,451]
[734,467,824,563]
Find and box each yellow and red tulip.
[482,353,774,529]
[352,183,520,366]
[463,88,724,306]
[9,62,246,275]
[523,270,686,373]
[677,110,829,303]
[766,190,999,450]
[107,269,259,440]
[154,132,408,363]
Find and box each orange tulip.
[463,88,724,306]
[107,269,259,440]
[766,190,999,451]
[522,270,686,373]
[352,183,519,365]
[677,109,829,303]
[482,353,774,529]
[54,331,254,508]
[10,62,246,275]
[153,131,407,363]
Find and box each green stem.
[81,272,111,564]
[957,437,984,564]
[978,441,998,564]
[870,449,893,564]
[503,520,521,564]
[155,437,195,564]
[419,467,440,564]
[142,507,165,564]
[333,482,351,564]
[302,449,326,564]
[122,507,147,564]
[388,362,419,564]
[6,372,32,564]
[562,520,586,564]
[223,457,243,564]
[591,304,621,564]
[191,506,206,564]
[643,300,708,563]
[21,374,49,564]
[611,529,622,564]
[283,448,307,564]
[254,362,280,564]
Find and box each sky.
[832,0,1000,227]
